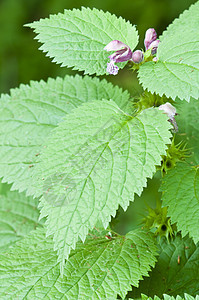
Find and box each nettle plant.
[0,2,199,300]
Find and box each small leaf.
[32,100,172,268]
[160,162,199,243]
[138,1,199,101]
[0,187,43,252]
[131,235,199,298]
[0,75,131,194]
[0,228,157,299]
[28,7,138,75]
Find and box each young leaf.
[0,227,157,299]
[138,1,199,101]
[0,75,131,194]
[131,235,199,298]
[32,100,172,268]
[160,163,199,243]
[27,7,138,75]
[0,188,43,252]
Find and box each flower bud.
[144,28,157,50]
[132,50,144,64]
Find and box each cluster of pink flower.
[104,28,160,75]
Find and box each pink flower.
[159,102,178,132]
[106,61,119,75]
[104,40,132,75]
[144,28,157,51]
[149,39,160,55]
[159,103,176,119]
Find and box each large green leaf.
[0,228,157,299]
[32,100,172,269]
[0,181,10,195]
[138,1,199,101]
[131,235,199,298]
[28,7,138,75]
[0,188,43,252]
[175,97,199,164]
[160,163,199,244]
[0,75,131,193]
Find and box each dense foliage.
[0,2,198,299]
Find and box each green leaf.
[141,294,199,300]
[0,228,157,299]
[0,181,11,195]
[28,7,138,75]
[138,1,199,101]
[160,163,199,244]
[0,189,43,252]
[175,98,199,164]
[0,75,131,193]
[131,235,199,298]
[32,100,172,268]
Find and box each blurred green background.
[0,0,197,95]
[0,0,196,234]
